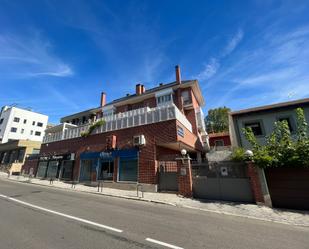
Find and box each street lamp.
[244,150,253,158]
[181,149,187,157]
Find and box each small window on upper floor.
[14,117,20,122]
[30,130,33,135]
[23,119,27,124]
[278,117,294,132]
[11,127,17,133]
[21,128,25,134]
[181,91,191,105]
[244,121,264,136]
[35,131,41,136]
[32,121,35,125]
[0,118,3,125]
[37,122,43,127]
[157,94,172,106]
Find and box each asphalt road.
[0,179,308,249]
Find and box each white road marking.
[146,238,184,249]
[0,193,123,233]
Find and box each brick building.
[29,66,209,191]
[208,132,231,148]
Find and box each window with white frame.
[156,94,172,106]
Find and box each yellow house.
[0,140,41,175]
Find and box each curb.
[0,177,177,207]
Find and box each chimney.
[136,84,142,95]
[175,65,181,84]
[100,92,106,107]
[141,84,146,94]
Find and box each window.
[30,130,33,135]
[278,117,294,132]
[37,122,43,127]
[23,119,27,124]
[0,118,4,125]
[35,131,41,136]
[13,117,20,122]
[181,91,191,105]
[214,139,224,147]
[244,121,263,136]
[21,128,25,134]
[32,121,35,125]
[11,127,17,133]
[157,94,172,105]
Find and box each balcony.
[43,104,193,144]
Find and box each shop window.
[80,160,93,181]
[118,157,138,182]
[46,161,59,178]
[36,161,48,178]
[61,161,74,180]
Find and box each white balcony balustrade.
[43,104,192,144]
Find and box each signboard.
[220,166,228,176]
[177,126,184,137]
[39,153,73,161]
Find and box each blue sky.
[1,0,309,123]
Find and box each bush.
[231,147,247,161]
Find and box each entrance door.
[118,157,138,182]
[158,161,178,192]
[99,160,114,180]
[80,160,92,181]
[61,160,74,180]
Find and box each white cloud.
[194,29,244,82]
[222,29,244,57]
[204,25,309,111]
[0,33,73,78]
[195,58,220,81]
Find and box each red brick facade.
[38,119,203,186]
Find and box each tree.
[205,106,231,133]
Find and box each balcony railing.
[43,104,192,144]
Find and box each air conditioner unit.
[133,135,146,146]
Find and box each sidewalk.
[1,172,309,227]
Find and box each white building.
[0,106,48,144]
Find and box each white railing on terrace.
[43,104,192,144]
